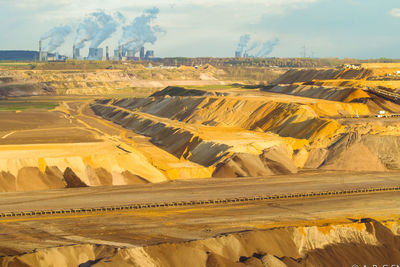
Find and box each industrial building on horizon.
[70,43,157,61]
[113,45,156,61]
[0,46,157,62]
[234,51,251,59]
[0,39,159,62]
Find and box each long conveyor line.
[0,186,399,218]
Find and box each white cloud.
[390,8,400,17]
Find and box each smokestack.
[39,40,42,62]
[106,46,109,60]
[73,45,76,59]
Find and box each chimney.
[106,46,109,60]
[73,45,76,59]
[39,40,42,62]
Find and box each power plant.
[235,34,280,58]
[88,48,103,60]
[111,45,156,61]
[73,45,80,59]
[106,46,110,60]
[0,8,163,62]
[0,43,159,62]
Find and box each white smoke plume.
[236,34,279,58]
[74,10,121,49]
[255,38,279,57]
[119,7,165,54]
[245,41,259,54]
[236,34,250,54]
[40,25,72,52]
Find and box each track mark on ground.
[1,131,15,139]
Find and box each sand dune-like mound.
[0,142,167,192]
[361,135,400,169]
[273,66,398,85]
[0,66,225,96]
[265,84,370,103]
[0,83,56,97]
[102,96,352,141]
[1,219,399,267]
[92,92,400,175]
[264,83,400,114]
[213,145,297,177]
[272,69,341,84]
[317,133,400,171]
[150,86,208,97]
[92,96,341,177]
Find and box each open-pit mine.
[0,62,399,266]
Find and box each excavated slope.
[150,86,208,97]
[91,103,299,178]
[273,67,391,85]
[312,133,400,171]
[91,95,361,176]
[0,83,56,97]
[105,96,367,138]
[272,69,341,84]
[263,84,400,113]
[0,68,224,96]
[0,70,134,95]
[0,142,167,192]
[265,84,371,103]
[92,96,351,177]
[1,219,399,267]
[273,66,400,92]
[93,91,400,174]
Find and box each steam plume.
[74,10,120,49]
[236,34,250,54]
[40,25,72,52]
[236,34,279,58]
[245,41,259,53]
[255,38,279,57]
[119,7,164,54]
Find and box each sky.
[1,0,400,58]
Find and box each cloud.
[4,0,317,12]
[390,8,400,17]
[2,0,318,25]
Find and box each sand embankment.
[0,142,167,192]
[1,219,398,267]
[272,69,341,84]
[92,95,349,177]
[92,90,400,175]
[0,67,226,96]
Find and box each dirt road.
[0,179,398,256]
[0,171,399,213]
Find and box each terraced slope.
[88,89,395,177]
[0,65,226,96]
[3,64,400,192]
